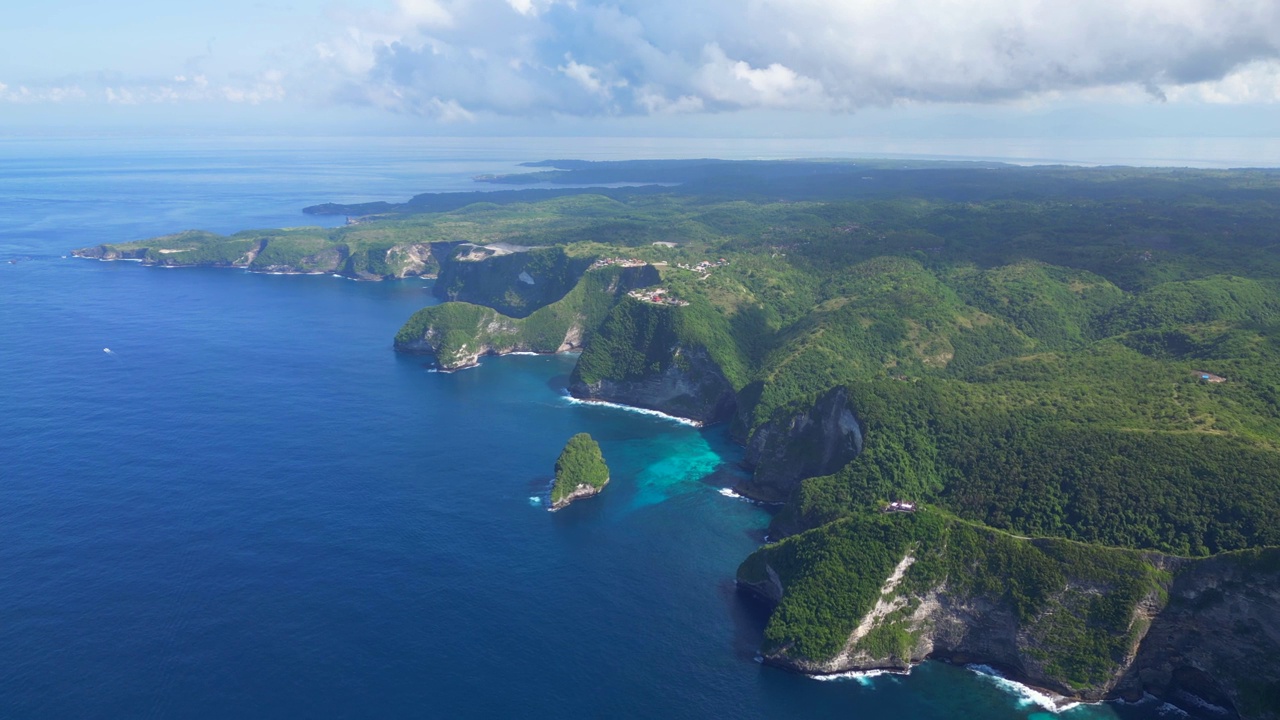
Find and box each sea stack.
[549,433,610,511]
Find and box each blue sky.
[3,0,1279,139]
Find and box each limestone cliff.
[737,387,864,503]
[1116,550,1280,720]
[570,346,737,424]
[432,243,592,317]
[739,510,1280,719]
[568,298,741,424]
[395,303,586,369]
[394,265,659,369]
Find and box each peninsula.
[88,159,1280,719]
[549,433,609,510]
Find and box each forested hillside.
[112,160,1280,717]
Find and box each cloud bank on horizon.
[5,0,1280,121]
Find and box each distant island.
[549,433,609,510]
[82,159,1280,720]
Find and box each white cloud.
[428,96,477,121]
[0,83,87,103]
[396,0,453,28]
[1165,59,1280,103]
[506,0,571,16]
[325,0,1280,118]
[695,44,828,109]
[634,85,704,114]
[7,0,1280,122]
[559,56,625,98]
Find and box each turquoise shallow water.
[0,138,1175,718]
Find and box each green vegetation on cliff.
[739,508,1164,690]
[571,295,750,390]
[433,246,593,318]
[395,264,659,367]
[550,433,609,508]
[74,225,441,279]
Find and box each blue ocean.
[0,137,1172,718]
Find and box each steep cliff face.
[383,243,437,278]
[395,303,586,369]
[738,387,864,502]
[740,511,1280,718]
[73,245,151,261]
[1116,550,1280,720]
[394,265,660,369]
[570,346,737,424]
[568,298,739,424]
[432,244,592,318]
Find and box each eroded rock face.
[432,244,592,318]
[393,264,659,369]
[385,243,437,278]
[72,245,146,261]
[749,543,1280,718]
[737,387,864,503]
[399,310,586,370]
[1116,551,1280,720]
[569,346,736,424]
[73,238,439,280]
[549,481,607,511]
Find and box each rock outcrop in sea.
[549,433,610,511]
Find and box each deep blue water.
[0,138,1173,718]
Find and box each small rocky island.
[549,433,609,511]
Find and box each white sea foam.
[560,395,702,427]
[810,669,893,687]
[1171,690,1230,716]
[528,496,542,507]
[966,664,1081,713]
[507,351,542,356]
[1156,702,1191,718]
[718,488,745,499]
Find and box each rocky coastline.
[548,480,607,511]
[389,230,1278,720]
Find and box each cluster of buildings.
[884,501,917,513]
[675,258,728,278]
[628,287,689,307]
[590,256,649,270]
